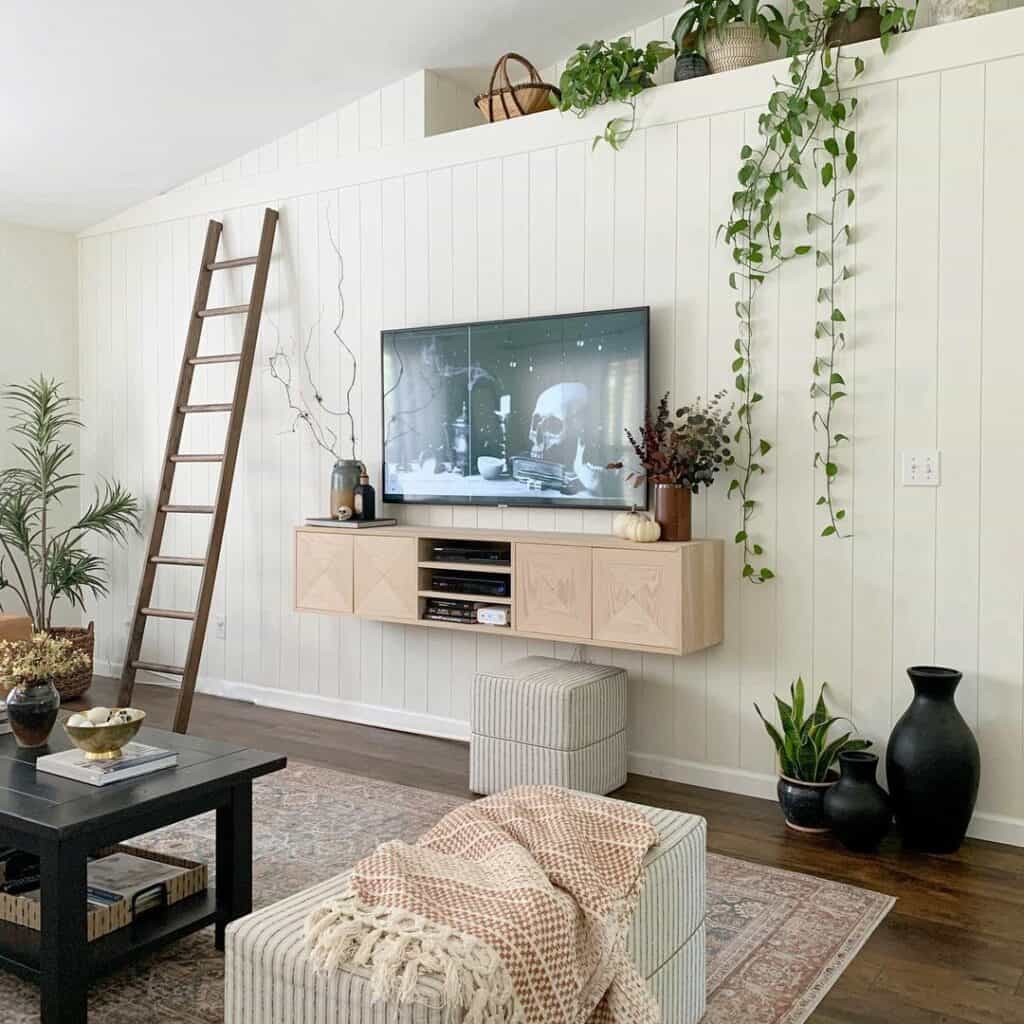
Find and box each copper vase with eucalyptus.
[609,391,732,540]
[652,484,692,542]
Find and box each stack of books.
[0,704,10,737]
[36,742,178,786]
[423,598,482,625]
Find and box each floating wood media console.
[295,526,724,656]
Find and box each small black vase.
[674,53,710,81]
[824,751,891,852]
[887,666,980,853]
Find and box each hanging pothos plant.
[723,0,916,583]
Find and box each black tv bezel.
[379,305,650,512]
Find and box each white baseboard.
[94,660,1023,847]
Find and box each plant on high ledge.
[556,37,674,149]
[756,676,871,831]
[673,0,786,73]
[722,0,916,583]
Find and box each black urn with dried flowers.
[609,391,732,541]
[0,633,91,748]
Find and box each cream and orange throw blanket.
[305,786,662,1023]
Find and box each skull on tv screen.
[528,383,589,466]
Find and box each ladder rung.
[150,556,206,566]
[198,304,249,318]
[160,504,215,514]
[170,453,224,463]
[141,608,196,621]
[180,403,233,414]
[189,353,243,366]
[132,660,185,675]
[207,256,258,271]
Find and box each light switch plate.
[902,449,940,486]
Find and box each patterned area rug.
[0,765,894,1023]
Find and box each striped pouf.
[225,801,707,1024]
[470,656,627,796]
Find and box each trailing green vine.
[722,0,916,581]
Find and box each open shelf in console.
[418,536,511,569]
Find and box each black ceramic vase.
[674,52,710,81]
[777,774,835,833]
[886,666,980,853]
[824,751,891,852]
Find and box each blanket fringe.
[306,889,525,1023]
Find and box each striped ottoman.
[470,656,627,795]
[225,800,706,1024]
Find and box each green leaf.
[759,439,772,455]
[735,530,748,543]
[830,372,845,386]
[846,152,858,173]
[822,524,837,537]
[825,461,838,477]
[759,567,775,580]
[794,244,812,256]
[821,162,834,187]
[824,137,840,158]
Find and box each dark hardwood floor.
[74,677,1024,1023]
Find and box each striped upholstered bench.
[470,656,628,795]
[225,800,707,1024]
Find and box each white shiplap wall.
[79,11,1024,845]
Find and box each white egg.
[85,706,111,725]
[66,713,88,727]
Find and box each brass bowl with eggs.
[63,707,145,760]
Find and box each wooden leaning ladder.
[118,208,278,733]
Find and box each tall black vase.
[824,751,891,852]
[886,666,980,853]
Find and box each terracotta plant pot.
[652,484,692,542]
[704,24,768,74]
[777,773,837,833]
[826,8,881,46]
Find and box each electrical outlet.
[902,449,940,487]
[214,615,226,641]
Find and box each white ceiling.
[2,0,672,234]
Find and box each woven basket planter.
[704,24,768,74]
[47,622,94,701]
[474,53,560,122]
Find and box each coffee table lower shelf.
[0,887,218,980]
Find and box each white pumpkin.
[613,508,649,539]
[626,514,661,543]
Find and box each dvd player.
[431,572,510,598]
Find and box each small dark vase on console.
[886,666,980,853]
[824,751,891,852]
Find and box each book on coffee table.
[36,742,178,785]
[304,517,397,528]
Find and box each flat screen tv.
[381,307,648,510]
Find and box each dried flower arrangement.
[608,391,733,493]
[0,633,91,686]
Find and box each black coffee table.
[0,725,285,1023]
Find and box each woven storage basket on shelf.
[474,52,560,122]
[704,23,768,74]
[47,621,94,700]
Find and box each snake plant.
[755,678,870,782]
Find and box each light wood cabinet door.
[514,543,592,640]
[295,532,354,614]
[353,535,417,621]
[592,547,682,652]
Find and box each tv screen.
[381,307,648,510]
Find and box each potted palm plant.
[673,0,786,74]
[0,378,141,700]
[755,678,871,833]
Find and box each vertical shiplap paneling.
[978,55,1024,821]
[358,181,385,705]
[380,176,407,706]
[317,191,344,700]
[848,81,899,755]
[705,111,745,768]
[738,106,778,775]
[891,73,941,721]
[673,116,711,762]
[934,65,985,735]
[77,36,1024,839]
